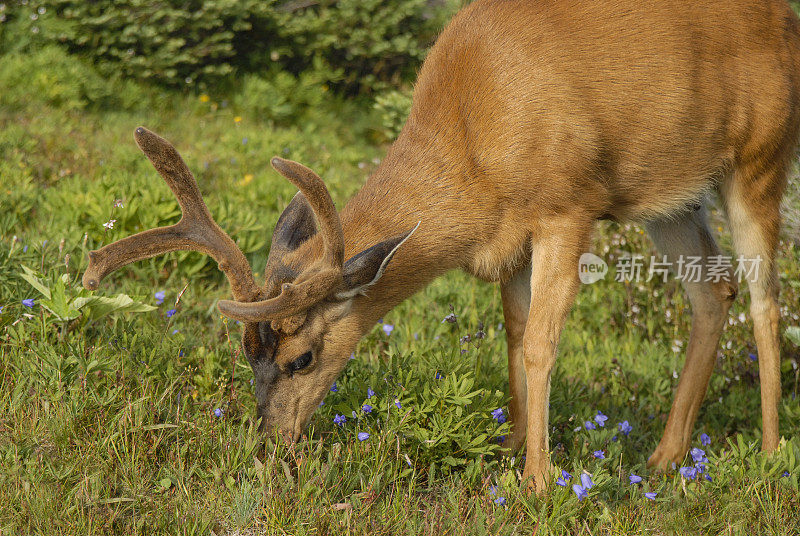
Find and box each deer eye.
[288,351,313,373]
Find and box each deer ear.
[336,222,419,299]
[271,192,317,252]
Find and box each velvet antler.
[216,158,346,321]
[82,127,262,303]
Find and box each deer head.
[84,127,416,440]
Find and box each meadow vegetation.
[1,1,800,534]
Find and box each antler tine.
[212,158,346,322]
[82,127,262,303]
[217,268,341,322]
[269,157,344,269]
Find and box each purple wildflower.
[333,414,346,426]
[367,387,375,398]
[594,411,608,427]
[362,404,373,414]
[491,408,506,424]
[783,471,790,477]
[22,299,35,308]
[494,497,507,506]
[618,420,633,435]
[214,408,223,418]
[166,308,177,317]
[572,484,588,501]
[580,473,594,490]
[382,324,394,336]
[561,470,572,481]
[584,421,596,431]
[690,447,706,463]
[357,432,370,442]
[488,485,497,497]
[330,382,338,392]
[154,290,165,305]
[644,492,657,500]
[700,433,711,446]
[556,477,569,487]
[629,474,643,484]
[748,353,757,361]
[593,450,605,459]
[695,462,706,473]
[679,466,698,480]
[394,399,402,409]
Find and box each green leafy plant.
[19,265,155,329]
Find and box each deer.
[82,0,800,493]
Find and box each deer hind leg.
[522,222,591,493]
[721,162,787,453]
[501,264,532,452]
[645,207,737,471]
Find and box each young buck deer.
[83,0,800,492]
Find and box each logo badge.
[578,253,608,284]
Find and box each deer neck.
[339,123,471,329]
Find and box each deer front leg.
[522,225,589,493]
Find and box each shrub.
[232,64,338,125]
[0,0,458,93]
[0,45,140,111]
[373,88,413,141]
[45,0,275,88]
[265,0,456,94]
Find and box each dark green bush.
[0,0,457,93]
[264,0,455,93]
[18,0,275,88]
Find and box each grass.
[2,76,800,535]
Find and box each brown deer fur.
[85,0,800,493]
